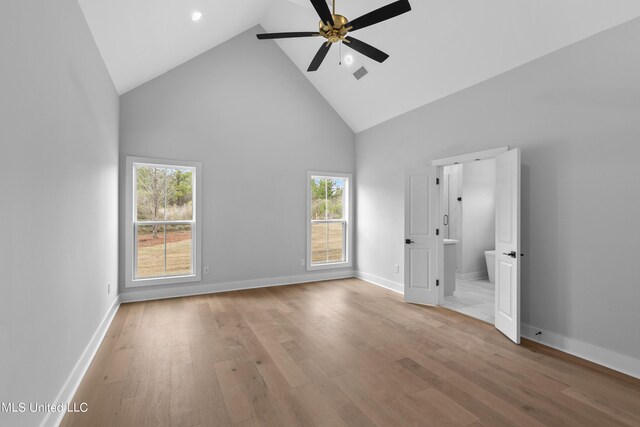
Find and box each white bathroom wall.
[460,159,496,279]
[0,1,119,426]
[356,18,640,372]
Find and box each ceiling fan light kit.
[256,0,412,72]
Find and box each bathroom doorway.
[441,159,496,324]
[420,146,522,343]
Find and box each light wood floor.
[63,278,640,427]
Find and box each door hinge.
[436,279,440,287]
[436,178,440,185]
[436,229,440,236]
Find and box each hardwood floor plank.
[143,326,172,426]
[332,372,414,427]
[388,386,480,426]
[171,362,200,427]
[214,359,256,424]
[189,343,233,426]
[296,358,375,427]
[562,386,640,426]
[244,313,309,388]
[121,334,151,400]
[396,357,515,427]
[116,396,146,427]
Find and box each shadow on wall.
[520,142,572,338]
[521,163,531,326]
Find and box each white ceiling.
[79,0,640,132]
[77,0,270,94]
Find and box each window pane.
[310,177,327,220]
[166,224,193,276]
[165,168,194,221]
[136,224,166,279]
[311,222,345,265]
[311,222,328,264]
[136,166,167,221]
[327,178,345,220]
[311,177,346,221]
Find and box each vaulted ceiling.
[78,0,640,132]
[77,0,270,94]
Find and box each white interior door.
[494,148,521,343]
[405,167,439,305]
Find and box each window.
[125,157,201,287]
[307,172,352,270]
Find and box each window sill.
[125,273,201,288]
[306,261,352,272]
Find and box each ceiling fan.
[256,0,412,71]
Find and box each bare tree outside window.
[310,176,347,265]
[134,165,194,279]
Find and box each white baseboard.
[521,324,639,379]
[355,271,404,294]
[40,297,121,427]
[456,271,489,281]
[120,270,356,303]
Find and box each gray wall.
[356,18,640,361]
[119,26,355,299]
[0,1,119,426]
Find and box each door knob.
[405,239,414,244]
[503,251,517,258]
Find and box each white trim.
[431,146,509,166]
[306,171,354,271]
[40,297,121,427]
[120,270,356,303]
[522,324,640,379]
[355,271,404,294]
[125,156,203,288]
[456,271,489,281]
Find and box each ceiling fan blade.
[309,0,335,26]
[345,37,389,63]
[308,42,332,72]
[256,32,320,40]
[347,0,411,32]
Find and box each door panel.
[495,148,521,343]
[405,167,439,305]
[410,175,430,235]
[497,260,513,318]
[410,249,431,290]
[497,165,513,244]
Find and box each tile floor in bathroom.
[443,278,495,324]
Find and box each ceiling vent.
[353,66,368,80]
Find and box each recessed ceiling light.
[191,11,202,21]
[344,54,354,65]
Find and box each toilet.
[484,250,496,284]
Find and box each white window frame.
[306,171,353,271]
[125,156,202,288]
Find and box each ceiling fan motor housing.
[319,14,351,43]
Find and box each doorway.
[441,159,496,324]
[404,146,522,343]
